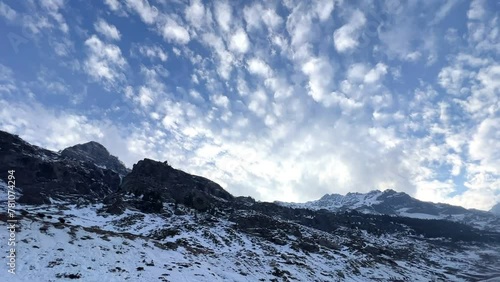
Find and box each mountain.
[1,130,500,281]
[277,189,500,232]
[105,158,233,213]
[0,131,120,205]
[491,203,500,216]
[60,141,130,176]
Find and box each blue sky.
[0,0,498,210]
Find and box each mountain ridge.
[1,130,500,281]
[277,189,500,232]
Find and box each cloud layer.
[0,0,498,210]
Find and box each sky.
[0,0,498,210]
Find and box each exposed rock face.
[61,141,129,176]
[119,158,234,213]
[0,131,121,204]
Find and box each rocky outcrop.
[61,141,130,176]
[119,158,234,213]
[0,131,121,204]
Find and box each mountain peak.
[119,158,233,213]
[491,203,500,216]
[61,141,129,176]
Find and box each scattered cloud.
[94,19,121,41]
[0,2,17,21]
[161,17,190,44]
[333,9,366,53]
[83,35,127,88]
[1,0,499,211]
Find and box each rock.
[61,141,130,176]
[0,130,121,205]
[119,158,233,212]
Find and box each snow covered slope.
[278,189,500,232]
[2,202,500,282]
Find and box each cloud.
[243,3,283,31]
[83,35,127,88]
[161,17,190,44]
[0,64,16,94]
[0,2,17,21]
[105,0,121,11]
[347,63,388,84]
[126,0,157,24]
[1,0,498,211]
[438,65,471,95]
[314,0,335,22]
[201,33,234,79]
[301,57,335,105]
[94,19,121,41]
[467,0,486,20]
[333,9,366,53]
[185,0,205,29]
[136,44,168,62]
[40,0,68,33]
[247,58,272,77]
[214,1,232,32]
[229,28,250,54]
[469,117,500,173]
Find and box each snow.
[2,202,499,282]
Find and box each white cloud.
[40,0,69,33]
[211,94,230,109]
[467,0,485,20]
[0,64,16,94]
[469,117,500,173]
[201,33,234,79]
[214,1,232,32]
[137,44,168,62]
[185,0,205,29]
[229,28,250,54]
[364,63,388,84]
[243,3,283,30]
[0,2,17,21]
[438,65,471,95]
[105,0,121,11]
[347,63,388,84]
[333,10,366,53]
[136,86,154,108]
[161,17,190,44]
[301,57,335,105]
[126,0,157,24]
[314,0,335,22]
[94,19,121,41]
[247,58,272,77]
[83,35,127,87]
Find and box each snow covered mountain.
[491,203,500,216]
[1,130,500,281]
[277,189,500,232]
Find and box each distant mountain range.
[277,189,500,232]
[1,130,500,281]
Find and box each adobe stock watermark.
[6,20,34,54]
[6,170,17,275]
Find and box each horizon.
[2,129,497,212]
[0,0,498,210]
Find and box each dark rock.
[119,158,233,213]
[61,141,130,176]
[0,130,121,205]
